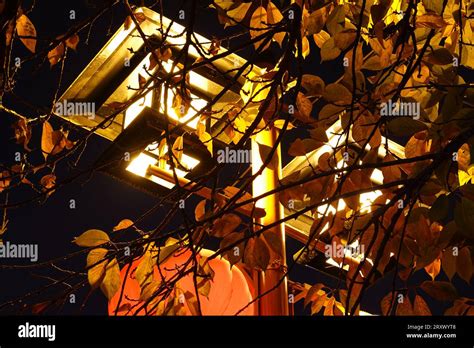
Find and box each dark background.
[0,0,472,316]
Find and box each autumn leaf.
[16,14,36,53]
[442,247,457,280]
[320,37,341,62]
[296,92,312,121]
[212,213,241,238]
[40,174,56,191]
[419,281,458,301]
[301,74,325,96]
[113,219,134,232]
[243,236,270,271]
[313,30,330,48]
[195,200,207,222]
[416,13,447,29]
[258,143,279,171]
[250,6,269,50]
[263,230,283,256]
[396,295,414,315]
[220,232,244,265]
[306,6,329,35]
[323,297,335,316]
[100,258,121,300]
[267,2,284,46]
[456,247,473,283]
[213,0,234,10]
[323,83,351,105]
[413,295,431,315]
[172,89,191,119]
[253,236,270,271]
[65,34,79,50]
[334,30,356,50]
[198,131,213,154]
[74,229,110,247]
[41,121,55,159]
[424,257,441,280]
[454,198,474,239]
[288,138,323,157]
[304,283,324,308]
[12,117,32,150]
[325,5,345,35]
[136,253,155,288]
[172,135,184,164]
[87,248,108,288]
[226,2,251,25]
[48,42,65,67]
[0,171,11,193]
[149,47,172,70]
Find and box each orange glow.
[108,249,257,315]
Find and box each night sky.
[0,0,472,316]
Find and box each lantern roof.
[58,6,265,142]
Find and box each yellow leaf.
[214,0,234,10]
[320,37,341,62]
[172,135,184,163]
[458,165,474,186]
[48,42,65,67]
[313,30,330,48]
[195,200,207,221]
[135,252,155,287]
[100,258,121,300]
[86,248,108,288]
[199,131,213,154]
[226,2,251,24]
[424,258,441,280]
[250,6,270,50]
[74,229,110,247]
[301,36,310,58]
[267,2,285,46]
[16,14,36,53]
[113,219,134,231]
[41,121,55,159]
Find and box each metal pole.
[251,127,289,315]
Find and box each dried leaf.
[65,34,79,50]
[13,118,32,150]
[416,13,447,29]
[419,281,458,301]
[442,247,457,280]
[253,236,270,271]
[323,83,351,105]
[456,247,473,283]
[296,92,313,120]
[220,232,244,265]
[413,295,431,315]
[301,74,325,96]
[48,42,65,67]
[40,174,56,191]
[212,213,241,238]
